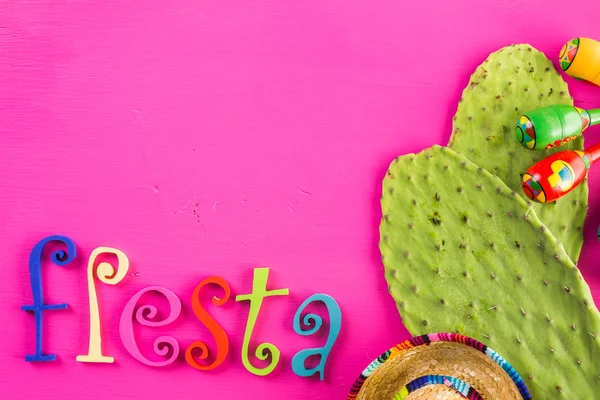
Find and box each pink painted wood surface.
[1,1,600,398]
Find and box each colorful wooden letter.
[119,286,182,367]
[235,268,289,376]
[22,235,77,362]
[185,276,231,371]
[291,294,341,380]
[77,247,130,363]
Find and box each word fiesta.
[22,235,342,380]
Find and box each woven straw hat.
[346,333,531,400]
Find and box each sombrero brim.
[346,333,532,400]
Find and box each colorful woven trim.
[394,375,483,399]
[346,332,532,400]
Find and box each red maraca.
[522,143,600,203]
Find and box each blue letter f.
[22,235,77,362]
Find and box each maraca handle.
[585,141,600,165]
[589,108,600,127]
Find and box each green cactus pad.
[448,44,588,262]
[379,145,600,398]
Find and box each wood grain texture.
[0,1,599,399]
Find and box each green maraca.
[515,104,600,150]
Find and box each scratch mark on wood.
[174,196,196,214]
[193,202,201,224]
[132,109,146,125]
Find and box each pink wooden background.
[1,1,600,399]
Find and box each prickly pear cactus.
[448,44,588,262]
[379,145,600,398]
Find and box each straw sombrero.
[346,333,532,400]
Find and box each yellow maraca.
[559,37,600,86]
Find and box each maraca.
[522,142,600,203]
[515,105,600,150]
[560,37,600,86]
